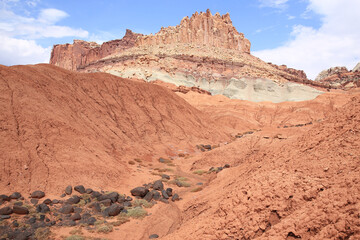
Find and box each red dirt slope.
[167,93,360,239]
[0,64,228,196]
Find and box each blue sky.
[1,0,359,79]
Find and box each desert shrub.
[193,170,206,175]
[126,207,147,219]
[65,235,84,240]
[34,227,51,240]
[96,224,113,233]
[190,187,203,192]
[133,199,154,208]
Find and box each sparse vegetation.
[69,228,83,235]
[96,224,113,233]
[126,207,148,219]
[65,235,84,240]
[191,187,203,192]
[193,169,207,175]
[112,213,130,226]
[133,199,154,208]
[34,227,51,240]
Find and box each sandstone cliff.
[50,29,142,71]
[136,9,250,53]
[315,64,360,89]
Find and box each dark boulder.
[125,196,133,201]
[0,195,10,202]
[152,191,161,200]
[0,206,12,215]
[70,213,81,221]
[124,202,132,207]
[104,204,123,217]
[165,188,173,197]
[143,191,154,202]
[10,192,21,199]
[42,199,52,205]
[149,234,159,239]
[66,195,80,204]
[130,187,149,198]
[117,195,126,203]
[153,180,164,191]
[12,206,29,215]
[36,203,50,213]
[91,191,102,198]
[30,199,38,205]
[59,204,74,214]
[65,185,72,195]
[31,190,45,199]
[161,174,170,180]
[13,202,23,206]
[161,190,169,199]
[85,188,93,194]
[159,198,169,204]
[89,202,101,213]
[100,199,112,206]
[87,217,96,225]
[97,192,119,203]
[0,214,11,219]
[171,193,180,202]
[224,164,230,168]
[74,185,86,194]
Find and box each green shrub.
[126,207,147,219]
[133,199,154,208]
[96,224,113,233]
[193,170,206,175]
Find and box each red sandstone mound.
[0,64,228,196]
[167,93,360,239]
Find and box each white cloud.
[0,2,88,65]
[259,0,289,9]
[0,35,50,65]
[253,0,360,79]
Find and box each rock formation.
[315,64,360,89]
[50,29,142,71]
[136,9,251,53]
[50,9,328,102]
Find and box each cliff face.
[50,29,142,70]
[136,9,251,53]
[315,64,360,89]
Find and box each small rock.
[104,204,123,217]
[161,190,169,199]
[152,191,161,200]
[74,185,86,194]
[60,193,66,198]
[14,201,23,206]
[0,206,13,215]
[0,214,11,219]
[30,199,38,205]
[149,234,159,239]
[159,158,166,163]
[42,199,52,205]
[0,195,10,202]
[65,185,72,195]
[12,206,29,215]
[123,202,132,207]
[74,207,83,213]
[117,195,126,203]
[71,212,81,221]
[52,199,59,204]
[223,164,230,168]
[87,217,96,225]
[153,180,164,191]
[130,187,149,198]
[66,195,81,204]
[98,192,119,203]
[159,198,169,204]
[31,190,45,199]
[165,188,173,197]
[59,204,74,214]
[91,191,102,198]
[85,188,93,194]
[143,191,153,202]
[89,202,101,212]
[39,214,45,221]
[161,174,170,180]
[12,220,19,227]
[171,193,180,202]
[125,196,133,201]
[28,217,36,224]
[100,199,112,206]
[10,192,21,199]
[36,203,50,213]
[196,182,203,185]
[203,144,212,150]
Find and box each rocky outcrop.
[136,9,251,53]
[315,64,360,89]
[50,29,142,70]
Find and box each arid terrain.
[1,9,360,240]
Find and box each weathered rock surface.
[315,64,360,89]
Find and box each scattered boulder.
[91,191,102,198]
[159,198,169,204]
[165,188,173,197]
[65,185,72,195]
[66,195,81,204]
[124,202,132,207]
[130,187,149,198]
[117,195,126,203]
[43,199,52,205]
[0,215,11,219]
[30,199,38,205]
[70,212,81,221]
[74,185,86,194]
[87,217,96,225]
[98,192,119,203]
[171,193,180,202]
[143,191,154,202]
[0,206,13,215]
[59,204,74,214]
[104,204,123,217]
[31,190,45,199]
[10,192,21,199]
[161,174,170,180]
[100,199,112,206]
[149,234,159,239]
[152,191,161,200]
[36,203,50,213]
[0,195,10,202]
[224,164,230,168]
[161,190,169,199]
[153,180,164,191]
[13,201,23,206]
[85,188,93,194]
[12,206,29,215]
[125,196,133,201]
[89,202,101,213]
